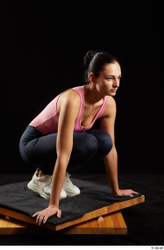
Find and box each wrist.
[112,188,120,195]
[49,204,59,209]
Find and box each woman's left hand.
[114,189,139,197]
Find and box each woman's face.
[94,62,122,96]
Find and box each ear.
[89,73,96,84]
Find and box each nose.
[113,79,119,88]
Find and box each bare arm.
[32,90,80,225]
[100,97,138,196]
[50,91,80,208]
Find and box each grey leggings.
[19,125,113,174]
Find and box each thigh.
[19,132,58,166]
[30,131,97,160]
[19,130,98,165]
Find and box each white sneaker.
[62,172,80,197]
[27,169,67,200]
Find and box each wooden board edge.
[0,195,145,232]
[59,211,127,235]
[55,195,145,231]
[0,211,127,235]
[0,207,56,231]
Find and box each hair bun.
[83,50,98,70]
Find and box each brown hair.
[83,50,120,83]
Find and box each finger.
[133,191,139,194]
[39,215,45,226]
[36,214,40,225]
[32,212,39,218]
[129,194,134,197]
[36,214,44,226]
[57,209,62,218]
[43,215,48,224]
[129,190,138,195]
[128,189,139,195]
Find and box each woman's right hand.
[32,205,62,226]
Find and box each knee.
[74,133,98,158]
[98,131,113,156]
[83,134,99,157]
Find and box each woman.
[19,50,138,225]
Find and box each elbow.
[111,146,118,159]
[106,144,117,157]
[111,145,117,154]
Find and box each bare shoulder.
[102,96,116,118]
[57,89,81,114]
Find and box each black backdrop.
[1,1,163,174]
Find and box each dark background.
[1,1,163,174]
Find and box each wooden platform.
[0,195,145,235]
[0,211,127,235]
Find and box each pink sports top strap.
[72,85,108,131]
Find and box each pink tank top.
[29,85,108,135]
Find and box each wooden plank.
[0,212,127,235]
[0,195,145,232]
[0,207,56,232]
[60,211,127,235]
[55,195,145,231]
[0,214,53,234]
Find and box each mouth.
[111,89,117,93]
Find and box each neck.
[84,82,104,105]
